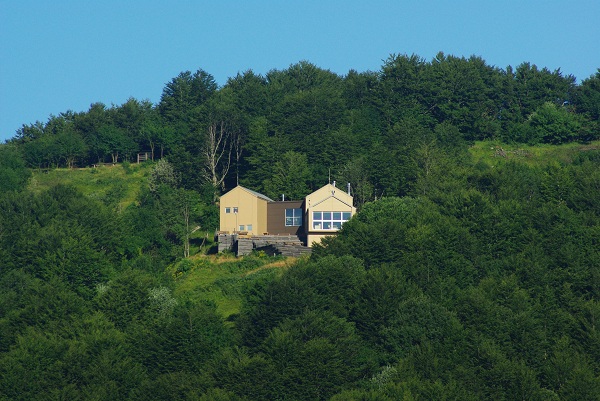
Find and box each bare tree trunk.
[233,128,244,186]
[202,121,233,201]
[149,140,155,161]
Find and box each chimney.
[282,194,285,201]
[333,180,336,187]
[347,182,351,195]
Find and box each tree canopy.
[7,55,598,204]
[1,53,600,400]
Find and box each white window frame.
[312,211,351,230]
[285,208,303,227]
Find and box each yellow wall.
[219,187,268,235]
[307,233,333,247]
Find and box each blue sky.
[1,0,599,142]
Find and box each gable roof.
[310,193,354,209]
[306,183,353,208]
[237,185,274,202]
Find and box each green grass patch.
[171,255,292,319]
[469,140,600,167]
[28,162,152,210]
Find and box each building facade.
[267,200,306,241]
[304,183,356,246]
[218,183,355,248]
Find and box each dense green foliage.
[7,54,600,202]
[0,145,30,192]
[1,54,600,400]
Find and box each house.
[218,182,355,253]
[219,185,273,236]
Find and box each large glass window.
[285,208,302,226]
[312,211,351,230]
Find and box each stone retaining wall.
[217,234,311,257]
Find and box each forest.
[0,52,599,400]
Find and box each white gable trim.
[310,193,353,209]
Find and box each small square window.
[342,212,351,221]
[333,212,341,220]
[247,224,253,232]
[333,222,342,229]
[313,222,321,229]
[313,211,322,220]
[323,222,331,230]
[323,212,332,220]
[239,225,245,231]
[285,208,303,227]
[225,207,231,214]
[233,207,238,213]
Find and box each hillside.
[2,54,599,399]
[2,138,600,400]
[22,139,600,324]
[24,160,297,321]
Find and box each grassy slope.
[28,162,151,211]
[28,161,297,319]
[171,254,297,320]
